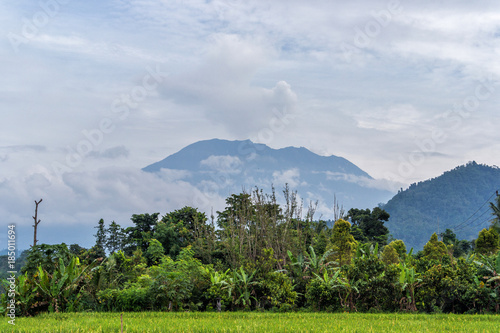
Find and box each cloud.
[323,171,404,192]
[0,145,47,164]
[200,155,242,173]
[158,33,298,137]
[0,166,225,249]
[0,145,46,153]
[272,168,301,188]
[351,104,424,131]
[88,146,129,159]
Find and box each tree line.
[1,186,499,315]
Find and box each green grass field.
[1,312,499,332]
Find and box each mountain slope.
[383,161,500,251]
[143,139,394,211]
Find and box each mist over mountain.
[383,161,500,251]
[143,139,395,213]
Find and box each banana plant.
[474,252,500,284]
[233,267,258,309]
[0,273,38,316]
[355,242,379,259]
[286,250,306,280]
[304,246,336,277]
[203,267,231,311]
[34,256,93,312]
[313,268,359,312]
[398,263,420,312]
[313,268,341,287]
[474,252,500,311]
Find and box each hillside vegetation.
[384,162,500,250]
[1,185,499,318]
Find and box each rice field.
[1,312,499,332]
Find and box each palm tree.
[490,194,500,234]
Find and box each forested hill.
[383,161,500,251]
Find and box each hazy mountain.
[383,161,500,251]
[143,139,394,212]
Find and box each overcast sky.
[2,0,500,249]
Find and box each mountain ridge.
[143,139,371,177]
[143,138,393,211]
[383,161,500,250]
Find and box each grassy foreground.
[1,312,499,332]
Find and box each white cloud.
[323,171,403,192]
[200,155,243,173]
[88,146,129,159]
[3,0,500,248]
[0,166,225,249]
[272,168,301,188]
[158,33,298,136]
[352,104,424,131]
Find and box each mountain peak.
[143,139,393,210]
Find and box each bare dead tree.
[332,194,345,221]
[32,199,43,247]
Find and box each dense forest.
[1,185,500,316]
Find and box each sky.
[2,0,500,249]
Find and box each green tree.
[381,245,399,265]
[442,228,458,246]
[257,271,297,310]
[216,189,287,269]
[69,244,87,257]
[347,207,390,246]
[105,221,125,254]
[148,246,207,311]
[475,228,500,255]
[389,240,407,261]
[92,250,146,294]
[154,220,181,259]
[93,219,107,258]
[124,213,160,254]
[21,243,73,276]
[441,229,471,257]
[423,233,448,261]
[330,219,357,267]
[145,239,165,266]
[312,228,329,257]
[161,207,212,262]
